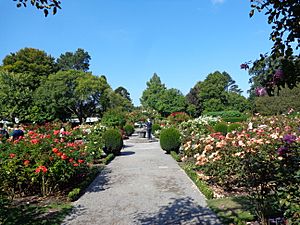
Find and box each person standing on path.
[146,118,152,140]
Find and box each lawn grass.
[1,200,72,225]
[207,196,255,225]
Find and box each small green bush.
[152,123,161,134]
[124,124,134,136]
[160,127,181,154]
[103,129,123,156]
[227,123,242,132]
[214,122,228,135]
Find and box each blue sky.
[0,0,273,106]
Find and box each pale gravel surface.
[62,135,221,225]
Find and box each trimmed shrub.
[124,124,134,136]
[227,123,242,132]
[102,129,123,156]
[152,123,161,134]
[160,127,181,154]
[213,122,228,135]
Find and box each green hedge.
[160,127,181,154]
[103,129,123,156]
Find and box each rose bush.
[0,123,105,199]
[182,115,300,224]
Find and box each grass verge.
[207,196,255,225]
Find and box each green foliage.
[36,70,111,123]
[194,71,248,114]
[67,188,80,201]
[102,129,123,156]
[227,123,242,132]
[155,88,187,117]
[250,0,299,58]
[207,197,255,224]
[103,153,115,165]
[205,110,243,118]
[57,48,91,72]
[151,124,161,134]
[140,73,166,109]
[182,163,214,200]
[213,122,228,135]
[170,151,181,162]
[101,109,126,128]
[115,86,132,101]
[159,127,181,154]
[254,85,300,115]
[124,124,134,136]
[186,82,203,117]
[140,73,187,117]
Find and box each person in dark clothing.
[0,123,9,140]
[145,118,152,140]
[11,124,24,141]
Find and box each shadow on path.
[134,197,221,225]
[119,150,135,156]
[85,167,112,193]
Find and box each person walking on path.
[11,124,24,141]
[145,118,152,140]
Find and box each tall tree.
[186,82,203,117]
[1,47,57,89]
[197,71,247,113]
[0,70,34,122]
[57,48,91,72]
[140,73,166,109]
[114,86,132,102]
[35,70,110,123]
[156,88,187,117]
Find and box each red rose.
[61,154,68,160]
[9,153,16,158]
[52,148,59,153]
[23,160,30,166]
[77,159,84,164]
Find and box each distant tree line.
[0,47,133,123]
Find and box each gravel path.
[62,136,221,225]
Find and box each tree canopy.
[140,73,187,116]
[57,48,91,72]
[187,71,249,114]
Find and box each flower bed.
[0,123,105,199]
[181,115,300,224]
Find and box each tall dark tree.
[186,82,203,117]
[114,86,132,102]
[57,48,91,72]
